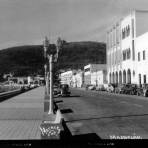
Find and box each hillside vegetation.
[0,41,106,78]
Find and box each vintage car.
[116,84,137,95]
[106,84,117,93]
[96,84,105,91]
[114,84,126,94]
[136,84,148,97]
[59,84,71,97]
[53,85,61,96]
[88,85,96,90]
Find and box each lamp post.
[43,36,62,115]
[40,37,63,139]
[43,36,49,58]
[44,64,47,95]
[48,55,54,114]
[43,37,50,96]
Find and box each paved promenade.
[0,87,45,140]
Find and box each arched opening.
[123,70,126,84]
[109,73,111,83]
[115,72,118,84]
[127,69,131,84]
[139,74,141,86]
[112,72,115,84]
[119,71,122,84]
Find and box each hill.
[57,41,106,70]
[0,41,106,78]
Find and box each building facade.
[107,10,148,85]
[60,70,76,86]
[84,64,106,86]
[72,70,84,88]
[136,32,148,85]
[96,70,107,85]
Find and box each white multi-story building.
[91,70,107,85]
[84,64,106,85]
[60,70,73,86]
[136,32,148,84]
[60,70,84,87]
[72,70,84,88]
[107,10,148,85]
[60,70,77,86]
[97,70,107,85]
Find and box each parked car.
[88,85,96,90]
[96,84,105,91]
[53,85,61,95]
[143,84,148,97]
[106,84,117,93]
[114,84,126,94]
[118,84,137,95]
[30,84,35,88]
[60,84,71,97]
[85,84,93,90]
[137,84,148,97]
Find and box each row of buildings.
[60,10,148,87]
[7,76,44,86]
[60,64,107,87]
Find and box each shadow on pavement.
[54,100,63,104]
[68,95,81,98]
[60,108,73,114]
[61,120,101,142]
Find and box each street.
[0,86,148,140]
[55,87,148,139]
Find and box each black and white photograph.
[0,0,148,147]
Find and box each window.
[85,68,90,72]
[144,75,146,84]
[122,30,124,39]
[122,25,130,39]
[132,40,135,60]
[123,50,126,61]
[127,48,131,59]
[143,50,146,60]
[132,19,134,38]
[138,52,140,61]
[127,25,130,36]
[139,74,141,85]
[123,48,131,61]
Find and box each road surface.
[1,86,148,140]
[55,87,148,139]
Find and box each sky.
[0,0,148,50]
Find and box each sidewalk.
[0,87,45,140]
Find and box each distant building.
[60,70,76,86]
[107,10,148,85]
[72,70,84,88]
[3,73,13,80]
[8,77,28,85]
[91,70,107,86]
[84,64,106,86]
[8,76,43,85]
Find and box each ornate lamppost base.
[40,110,64,139]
